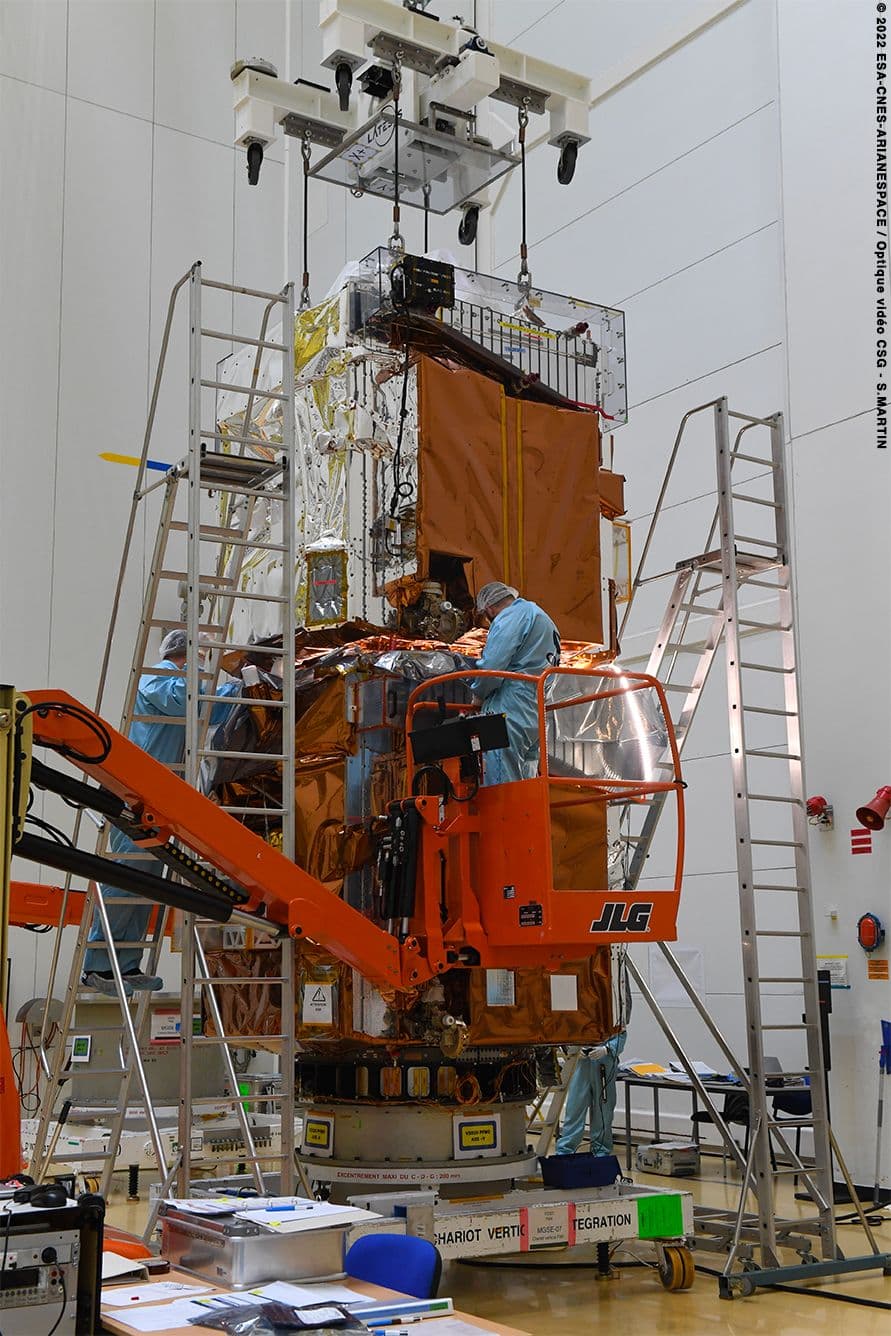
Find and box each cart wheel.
[83,1176,100,1194]
[659,1245,695,1291]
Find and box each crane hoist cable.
[389,49,405,257]
[301,127,312,309]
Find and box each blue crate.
[538,1152,621,1189]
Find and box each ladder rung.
[169,524,288,555]
[190,1034,286,1046]
[219,806,287,816]
[204,640,285,654]
[738,619,790,631]
[135,667,213,678]
[731,492,782,509]
[198,430,280,448]
[196,584,288,603]
[198,482,287,500]
[148,618,225,633]
[660,683,694,693]
[753,884,805,892]
[739,662,794,674]
[761,1023,814,1031]
[201,378,289,400]
[190,1093,285,1105]
[767,1118,817,1128]
[205,695,285,707]
[159,570,235,586]
[194,976,286,985]
[736,535,782,550]
[678,602,720,616]
[131,714,184,725]
[750,838,804,847]
[744,706,795,717]
[749,794,804,805]
[201,328,288,352]
[200,278,287,302]
[771,1071,812,1080]
[663,643,701,654]
[199,749,287,761]
[742,576,788,590]
[756,930,810,937]
[60,1067,128,1079]
[731,452,775,467]
[760,977,808,984]
[747,750,800,761]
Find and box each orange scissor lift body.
[16,668,684,995]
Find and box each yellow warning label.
[868,958,889,981]
[304,1119,332,1149]
[459,1121,497,1151]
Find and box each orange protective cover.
[416,357,603,643]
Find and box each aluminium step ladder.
[614,398,888,1294]
[30,265,303,1217]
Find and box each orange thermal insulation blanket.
[208,940,617,1052]
[415,355,605,643]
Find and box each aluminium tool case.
[159,1204,347,1289]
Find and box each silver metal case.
[159,1206,348,1289]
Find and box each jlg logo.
[590,902,654,933]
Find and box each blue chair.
[345,1233,442,1299]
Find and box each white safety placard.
[302,983,334,1024]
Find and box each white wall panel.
[50,100,153,704]
[0,0,68,91]
[0,78,65,689]
[491,0,777,270]
[778,0,875,439]
[68,0,155,119]
[234,152,286,329]
[148,127,236,455]
[155,0,235,143]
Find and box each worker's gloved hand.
[241,664,261,687]
[580,1044,609,1060]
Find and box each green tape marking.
[636,1193,685,1239]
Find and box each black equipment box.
[390,254,455,312]
[410,712,509,763]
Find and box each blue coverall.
[469,598,560,786]
[84,661,238,974]
[556,1031,627,1156]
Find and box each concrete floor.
[107,1157,891,1335]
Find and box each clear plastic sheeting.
[545,670,669,783]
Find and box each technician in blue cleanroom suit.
[470,582,561,786]
[82,630,242,997]
[556,1031,627,1156]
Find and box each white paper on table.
[103,1297,215,1332]
[669,1059,717,1078]
[235,1200,378,1233]
[101,1280,211,1307]
[648,945,705,1009]
[250,1280,368,1305]
[102,1252,149,1282]
[162,1197,239,1216]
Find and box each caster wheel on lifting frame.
[658,1244,695,1291]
